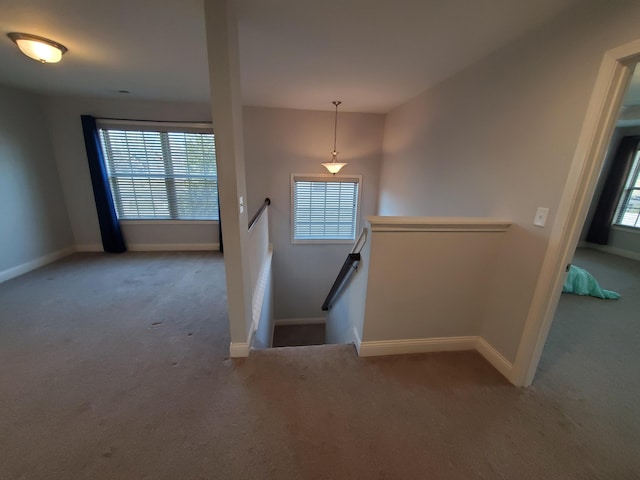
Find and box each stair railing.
[321,228,368,311]
[248,197,271,231]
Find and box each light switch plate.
[239,196,244,214]
[534,207,549,227]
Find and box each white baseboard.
[357,335,478,357]
[0,246,75,284]
[75,243,220,252]
[127,243,220,252]
[587,244,640,262]
[475,338,514,381]
[75,244,103,252]
[352,326,362,354]
[229,342,250,358]
[354,334,514,381]
[275,317,326,326]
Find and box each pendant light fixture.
[7,32,68,64]
[322,100,347,174]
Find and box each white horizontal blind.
[293,177,359,241]
[614,150,640,228]
[99,127,218,220]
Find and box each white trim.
[617,118,640,127]
[74,243,220,252]
[291,173,363,244]
[586,243,640,262]
[352,326,362,354]
[476,338,514,382]
[352,334,514,381]
[367,216,511,232]
[0,247,75,283]
[97,118,212,132]
[120,220,218,226]
[229,342,250,358]
[291,239,356,245]
[292,173,362,182]
[357,336,478,357]
[513,39,640,387]
[274,317,326,326]
[611,224,640,234]
[75,244,103,252]
[126,243,220,251]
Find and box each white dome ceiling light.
[7,32,68,64]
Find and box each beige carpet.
[0,250,638,479]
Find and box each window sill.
[291,239,356,245]
[120,220,219,226]
[612,224,640,234]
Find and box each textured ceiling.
[0,0,589,112]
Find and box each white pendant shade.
[321,161,347,174]
[8,33,67,63]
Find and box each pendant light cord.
[332,100,341,156]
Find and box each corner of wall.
[475,337,515,384]
[0,247,75,284]
[229,342,250,358]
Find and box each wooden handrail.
[321,253,361,311]
[248,197,271,231]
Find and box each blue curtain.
[586,135,640,245]
[81,115,127,253]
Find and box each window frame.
[96,119,218,222]
[290,173,362,245]
[613,148,640,229]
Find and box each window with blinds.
[614,149,640,228]
[291,175,361,242]
[98,123,218,220]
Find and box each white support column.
[204,0,253,355]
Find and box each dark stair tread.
[272,323,325,347]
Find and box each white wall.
[252,263,274,349]
[249,208,275,349]
[0,84,74,277]
[205,0,254,352]
[379,0,640,362]
[326,217,511,368]
[243,106,384,320]
[362,227,506,342]
[43,94,218,250]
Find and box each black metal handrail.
[321,253,361,311]
[248,197,271,231]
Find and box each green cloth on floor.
[562,265,620,299]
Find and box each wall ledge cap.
[366,216,511,232]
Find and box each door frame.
[511,39,640,387]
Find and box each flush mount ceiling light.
[7,32,68,63]
[322,100,347,175]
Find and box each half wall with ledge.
[326,216,514,381]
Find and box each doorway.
[513,39,640,387]
[536,64,640,386]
